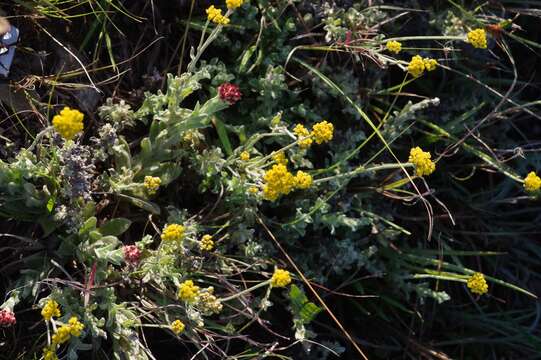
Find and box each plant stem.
[314,162,414,184]
[221,280,270,302]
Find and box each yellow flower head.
[41,299,61,321]
[311,120,334,144]
[52,107,84,140]
[68,316,84,337]
[240,151,250,161]
[43,346,58,360]
[524,171,541,193]
[248,186,259,194]
[171,319,185,334]
[52,324,71,345]
[144,176,161,195]
[467,272,488,295]
[407,55,425,77]
[386,40,402,54]
[293,124,313,149]
[161,224,185,242]
[467,28,487,49]
[263,164,296,201]
[294,171,312,189]
[200,234,214,251]
[271,269,292,288]
[178,280,200,303]
[423,58,438,71]
[273,151,288,165]
[206,5,230,25]
[408,147,436,176]
[226,0,244,10]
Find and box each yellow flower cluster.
[386,40,402,54]
[271,269,292,288]
[200,234,214,251]
[144,176,161,194]
[52,107,84,140]
[52,317,84,345]
[467,272,488,295]
[161,224,185,242]
[424,58,438,71]
[294,171,313,189]
[263,164,296,201]
[43,316,85,359]
[43,347,58,360]
[293,124,313,149]
[41,299,61,321]
[262,165,314,201]
[408,147,436,176]
[178,280,200,303]
[206,5,229,25]
[198,287,223,315]
[273,151,288,165]
[524,171,541,193]
[51,324,71,345]
[467,28,487,49]
[311,120,334,144]
[407,55,438,77]
[68,316,85,336]
[171,319,185,334]
[226,0,244,10]
[240,151,250,161]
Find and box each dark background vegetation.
[1,0,540,359]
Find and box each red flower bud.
[0,309,16,326]
[218,83,242,105]
[123,245,141,265]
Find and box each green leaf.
[213,117,233,156]
[79,217,97,235]
[289,285,322,324]
[99,218,132,236]
[116,193,161,215]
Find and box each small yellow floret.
[240,151,250,161]
[273,151,288,165]
[144,176,161,194]
[68,316,84,337]
[206,5,230,25]
[408,147,436,176]
[200,234,214,251]
[248,186,259,194]
[386,40,402,54]
[41,299,61,321]
[161,224,185,242]
[524,171,541,193]
[311,120,334,144]
[178,280,200,303]
[294,171,312,189]
[271,269,292,288]
[171,319,185,334]
[467,28,487,49]
[52,107,84,140]
[293,124,313,149]
[467,272,488,295]
[408,55,425,77]
[424,58,438,71]
[226,0,244,10]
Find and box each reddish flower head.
[218,83,242,105]
[123,245,141,265]
[0,309,16,326]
